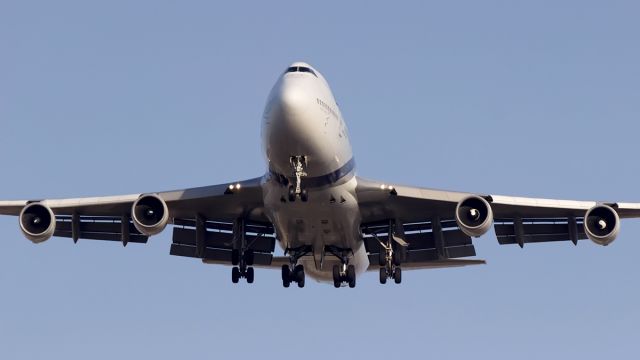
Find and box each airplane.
[2,61,639,288]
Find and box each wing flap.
[494,218,589,246]
[170,244,273,266]
[53,215,148,244]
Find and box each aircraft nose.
[278,80,308,119]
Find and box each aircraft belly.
[262,176,369,283]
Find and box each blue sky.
[1,1,639,359]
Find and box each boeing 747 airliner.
[2,62,638,288]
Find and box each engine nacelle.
[131,194,169,236]
[584,205,620,246]
[19,203,56,243]
[455,195,494,238]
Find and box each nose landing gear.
[288,156,308,202]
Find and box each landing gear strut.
[281,245,311,288]
[288,156,308,202]
[373,221,403,285]
[231,248,255,284]
[230,219,255,284]
[326,245,356,288]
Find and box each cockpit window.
[298,67,317,76]
[285,66,317,77]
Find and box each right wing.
[355,176,640,268]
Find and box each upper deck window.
[285,66,317,77]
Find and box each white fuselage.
[260,63,369,283]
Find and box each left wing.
[0,177,279,267]
[356,176,640,265]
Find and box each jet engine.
[19,202,56,243]
[455,195,494,237]
[584,205,620,246]
[131,194,169,236]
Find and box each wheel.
[394,267,402,284]
[379,267,387,284]
[392,251,401,266]
[300,189,308,202]
[297,270,305,288]
[281,264,290,281]
[347,265,356,288]
[246,267,254,284]
[231,249,240,266]
[281,264,291,287]
[332,265,341,288]
[244,249,255,266]
[288,186,296,202]
[294,264,305,283]
[231,267,240,284]
[378,251,386,266]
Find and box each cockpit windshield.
[285,66,317,77]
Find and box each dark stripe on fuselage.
[270,157,356,188]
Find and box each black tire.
[281,264,290,281]
[288,186,296,202]
[294,264,304,283]
[379,268,387,284]
[231,249,240,266]
[392,252,401,266]
[300,189,308,202]
[246,267,254,284]
[244,249,255,266]
[394,267,402,284]
[378,251,386,266]
[332,265,341,288]
[231,267,240,284]
[347,265,356,288]
[282,264,291,287]
[297,270,305,288]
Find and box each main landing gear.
[282,264,305,288]
[333,264,356,288]
[378,242,402,285]
[326,245,357,288]
[281,245,311,288]
[288,156,308,202]
[372,221,404,285]
[231,248,255,284]
[230,219,256,284]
